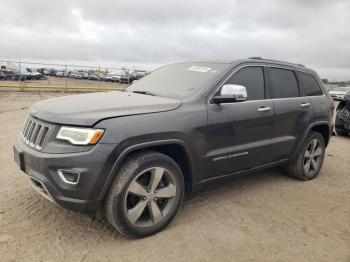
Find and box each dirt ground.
[0,92,349,262]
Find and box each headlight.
[56,127,104,145]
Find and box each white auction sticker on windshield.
[188,66,211,73]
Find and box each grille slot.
[22,117,51,150]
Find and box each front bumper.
[13,138,116,215]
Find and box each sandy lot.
[0,92,349,262]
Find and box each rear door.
[203,65,274,180]
[297,71,329,122]
[268,67,314,162]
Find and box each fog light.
[57,169,80,185]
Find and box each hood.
[31,91,182,126]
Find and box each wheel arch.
[291,121,331,161]
[310,124,331,147]
[99,139,195,204]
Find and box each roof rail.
[248,57,306,68]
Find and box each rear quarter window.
[298,72,324,96]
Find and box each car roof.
[183,57,315,73]
[231,57,315,73]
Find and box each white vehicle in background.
[69,71,87,79]
[74,71,88,79]
[55,70,65,77]
[21,69,32,79]
[329,87,350,101]
[26,68,42,80]
[103,73,117,82]
[69,71,78,78]
[134,70,148,80]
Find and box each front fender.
[95,138,197,208]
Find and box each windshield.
[127,62,230,98]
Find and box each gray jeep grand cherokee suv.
[14,58,333,237]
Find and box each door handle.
[300,102,311,107]
[257,106,272,112]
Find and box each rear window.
[298,72,323,96]
[269,68,299,98]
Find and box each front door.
[202,66,274,180]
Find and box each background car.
[11,69,32,81]
[37,68,51,76]
[48,69,58,76]
[0,71,6,80]
[134,70,148,80]
[88,74,99,80]
[3,70,14,80]
[26,68,43,80]
[329,87,350,101]
[55,70,65,77]
[69,71,78,78]
[103,73,116,82]
[119,73,135,84]
[335,91,350,136]
[75,72,88,79]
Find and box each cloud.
[0,0,349,80]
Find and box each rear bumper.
[13,139,117,215]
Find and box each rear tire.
[104,151,184,238]
[286,132,325,181]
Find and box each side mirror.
[212,84,247,104]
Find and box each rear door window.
[298,72,324,96]
[269,68,299,98]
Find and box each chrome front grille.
[22,117,51,150]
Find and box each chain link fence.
[0,60,149,92]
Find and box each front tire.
[104,151,184,238]
[287,132,326,181]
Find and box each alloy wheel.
[303,138,323,176]
[124,167,177,227]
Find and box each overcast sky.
[1,0,350,80]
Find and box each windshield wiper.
[131,90,161,97]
